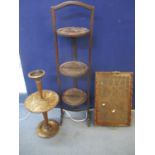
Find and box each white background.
[0,0,155,154]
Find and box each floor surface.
[19,105,135,155]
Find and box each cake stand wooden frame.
[51,1,94,126]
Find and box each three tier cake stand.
[51,1,94,126]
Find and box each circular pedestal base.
[36,120,59,138]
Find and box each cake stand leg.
[60,108,64,125]
[87,110,91,127]
[36,112,59,138]
[72,38,78,88]
[87,69,91,127]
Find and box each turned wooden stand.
[24,69,59,138]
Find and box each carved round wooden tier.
[24,90,59,113]
[57,27,90,37]
[59,61,88,77]
[62,88,87,106]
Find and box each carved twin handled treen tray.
[95,72,133,126]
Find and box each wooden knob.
[101,103,106,107]
[111,109,116,113]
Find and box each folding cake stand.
[24,69,59,138]
[51,1,94,126]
